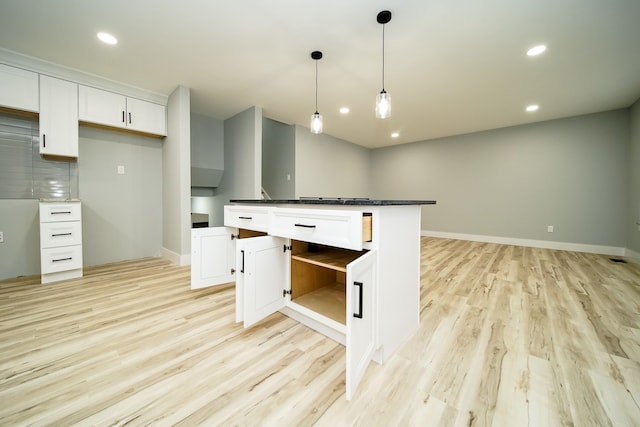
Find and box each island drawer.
[224,206,271,232]
[269,208,372,250]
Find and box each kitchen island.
[191,198,435,399]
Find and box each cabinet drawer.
[270,208,371,250]
[224,205,271,232]
[39,202,81,222]
[40,222,82,248]
[41,245,83,274]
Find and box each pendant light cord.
[381,23,385,91]
[315,59,319,113]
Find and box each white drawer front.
[39,202,81,223]
[224,205,271,232]
[270,208,363,250]
[41,245,83,274]
[40,222,82,248]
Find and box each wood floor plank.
[1,238,639,425]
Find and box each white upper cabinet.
[39,75,78,158]
[0,64,39,112]
[126,96,166,136]
[78,85,126,128]
[79,85,167,136]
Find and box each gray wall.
[629,100,640,253]
[191,112,224,172]
[162,86,191,263]
[0,199,40,279]
[211,106,262,226]
[79,127,163,266]
[262,118,295,199]
[371,109,630,247]
[190,113,224,225]
[294,125,371,198]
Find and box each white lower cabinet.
[39,201,83,284]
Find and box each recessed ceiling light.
[97,32,118,45]
[526,104,539,112]
[339,107,350,114]
[391,132,399,138]
[527,44,546,56]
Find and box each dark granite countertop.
[230,198,436,206]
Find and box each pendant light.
[310,50,323,134]
[375,10,392,119]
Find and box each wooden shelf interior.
[290,243,366,273]
[290,241,367,325]
[238,229,266,239]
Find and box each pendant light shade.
[376,90,391,119]
[310,50,323,134]
[310,111,323,134]
[376,10,392,119]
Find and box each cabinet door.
[345,249,377,400]
[126,97,166,136]
[191,227,236,289]
[238,235,288,328]
[39,75,78,157]
[78,85,127,129]
[0,64,39,112]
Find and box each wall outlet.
[117,165,125,175]
[0,231,4,243]
[547,225,554,233]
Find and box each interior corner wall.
[262,118,295,199]
[294,125,371,198]
[162,85,191,264]
[628,99,640,254]
[371,109,629,248]
[212,106,263,225]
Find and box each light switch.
[117,165,125,175]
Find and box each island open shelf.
[290,240,367,324]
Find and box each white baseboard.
[161,247,190,266]
[625,248,640,263]
[421,230,626,257]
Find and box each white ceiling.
[1,0,639,148]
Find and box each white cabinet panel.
[239,235,287,328]
[0,64,39,112]
[79,85,126,128]
[126,97,166,136]
[191,227,236,289]
[39,75,78,158]
[345,249,377,400]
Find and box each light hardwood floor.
[1,237,639,426]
